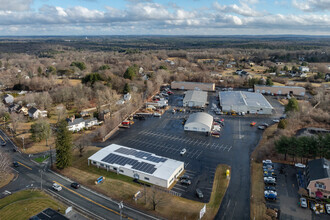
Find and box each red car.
[250,122,256,126]
[167,91,174,95]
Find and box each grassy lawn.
[0,190,66,220]
[58,147,230,220]
[0,173,14,188]
[34,155,50,163]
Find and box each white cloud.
[292,0,330,12]
[0,0,33,12]
[213,1,263,17]
[0,1,329,35]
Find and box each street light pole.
[118,201,123,220]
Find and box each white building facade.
[88,144,184,188]
[184,112,213,132]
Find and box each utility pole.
[47,138,53,168]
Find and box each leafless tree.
[10,112,25,135]
[148,187,168,211]
[74,135,91,157]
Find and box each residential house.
[28,107,47,119]
[8,104,20,113]
[124,93,131,102]
[217,60,224,66]
[67,117,85,132]
[98,109,111,121]
[66,116,99,132]
[84,117,99,128]
[80,111,90,117]
[226,64,233,68]
[236,70,249,76]
[17,106,28,116]
[305,158,330,199]
[3,94,14,104]
[299,66,309,72]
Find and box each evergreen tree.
[123,83,131,94]
[285,98,299,112]
[55,120,73,169]
[38,66,42,75]
[266,77,274,86]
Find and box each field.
[58,147,230,220]
[0,190,66,220]
[0,173,14,189]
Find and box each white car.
[264,177,276,182]
[326,204,330,215]
[153,112,161,117]
[263,159,272,164]
[300,198,307,208]
[52,183,62,191]
[273,119,280,123]
[180,148,187,156]
[295,163,306,168]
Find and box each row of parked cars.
[263,159,277,200]
[179,175,204,199]
[211,118,225,137]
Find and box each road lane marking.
[0,134,6,142]
[53,181,133,220]
[17,161,32,170]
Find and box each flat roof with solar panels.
[88,144,184,188]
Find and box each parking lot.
[100,89,282,218]
[266,163,329,220]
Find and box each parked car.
[300,197,307,208]
[52,183,62,191]
[272,119,280,123]
[13,161,19,167]
[264,190,277,196]
[258,125,266,130]
[325,204,330,214]
[295,163,306,168]
[71,182,80,189]
[196,188,203,199]
[262,159,272,164]
[180,175,190,180]
[264,180,276,185]
[180,179,191,185]
[250,122,256,126]
[153,112,161,117]
[265,186,276,191]
[262,123,269,127]
[265,192,277,200]
[180,148,187,156]
[264,177,276,182]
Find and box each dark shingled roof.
[307,158,330,181]
[28,107,38,115]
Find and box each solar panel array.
[115,147,167,163]
[101,153,157,174]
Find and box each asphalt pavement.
[0,129,159,220]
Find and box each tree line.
[275,134,330,162]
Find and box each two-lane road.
[0,129,159,220]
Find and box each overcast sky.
[0,0,329,35]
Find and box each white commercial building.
[183,90,208,107]
[219,91,273,114]
[88,144,184,188]
[184,112,213,132]
[171,81,215,91]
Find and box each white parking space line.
[184,162,190,168]
[227,146,232,152]
[195,151,203,159]
[191,150,199,158]
[172,187,186,192]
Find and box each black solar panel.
[101,153,157,174]
[114,147,168,163]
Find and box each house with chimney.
[66,116,99,132]
[28,107,47,119]
[305,158,330,199]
